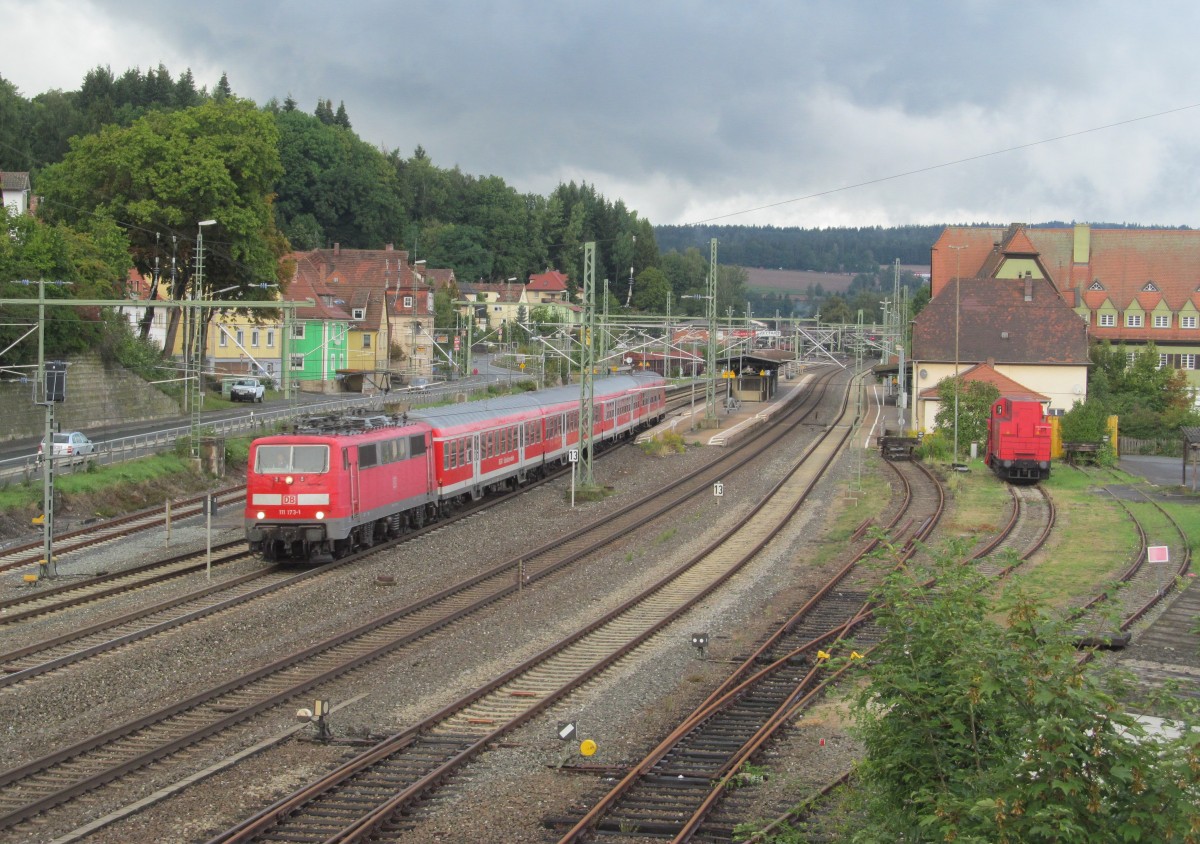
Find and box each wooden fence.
[1118,436,1182,457]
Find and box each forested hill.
[655,224,944,272]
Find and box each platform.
[640,371,907,449]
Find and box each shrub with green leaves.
[849,539,1200,842]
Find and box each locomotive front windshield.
[254,444,329,474]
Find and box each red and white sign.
[1147,545,1170,563]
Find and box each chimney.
[1024,275,1033,302]
[386,243,394,252]
[333,242,340,256]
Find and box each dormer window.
[1088,280,1104,291]
[352,308,366,321]
[1142,281,1159,292]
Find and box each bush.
[914,429,950,462]
[639,431,686,456]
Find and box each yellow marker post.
[579,739,597,757]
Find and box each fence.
[1118,436,1182,457]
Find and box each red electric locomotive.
[245,415,437,561]
[985,398,1052,483]
[245,375,667,561]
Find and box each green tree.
[37,98,286,354]
[1088,341,1198,438]
[851,541,1200,842]
[0,207,132,364]
[422,223,492,282]
[631,266,672,313]
[273,109,406,249]
[1059,397,1110,443]
[933,377,999,450]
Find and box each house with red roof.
[283,244,441,388]
[913,225,1093,431]
[930,223,1200,394]
[916,360,1051,432]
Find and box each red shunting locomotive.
[985,397,1052,483]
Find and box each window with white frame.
[1126,313,1143,327]
[1099,313,1115,327]
[219,331,228,347]
[403,296,413,309]
[1183,316,1198,329]
[352,308,365,321]
[236,328,245,345]
[290,354,304,369]
[1127,351,1137,365]
[292,323,305,339]
[1154,314,1170,328]
[362,334,372,349]
[251,329,260,347]
[1159,353,1169,368]
[266,329,275,347]
[1183,354,1196,370]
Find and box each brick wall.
[0,355,181,442]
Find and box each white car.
[230,378,265,402]
[38,431,96,462]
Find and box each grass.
[1007,464,1139,607]
[938,457,1010,540]
[0,437,254,514]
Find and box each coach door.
[346,446,360,516]
[472,434,482,498]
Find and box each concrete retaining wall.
[0,355,181,442]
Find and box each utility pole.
[948,244,967,466]
[704,238,719,426]
[579,242,597,487]
[9,279,72,579]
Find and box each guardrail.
[0,393,386,485]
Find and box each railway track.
[1067,466,1192,648]
[0,369,844,841]
[553,468,1058,842]
[200,369,860,843]
[970,482,1055,579]
[551,458,943,842]
[0,486,246,576]
[0,396,707,689]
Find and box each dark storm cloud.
[10,0,1200,226]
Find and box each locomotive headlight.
[285,475,294,485]
[315,510,325,520]
[256,511,266,520]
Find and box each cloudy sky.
[5,0,1200,229]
